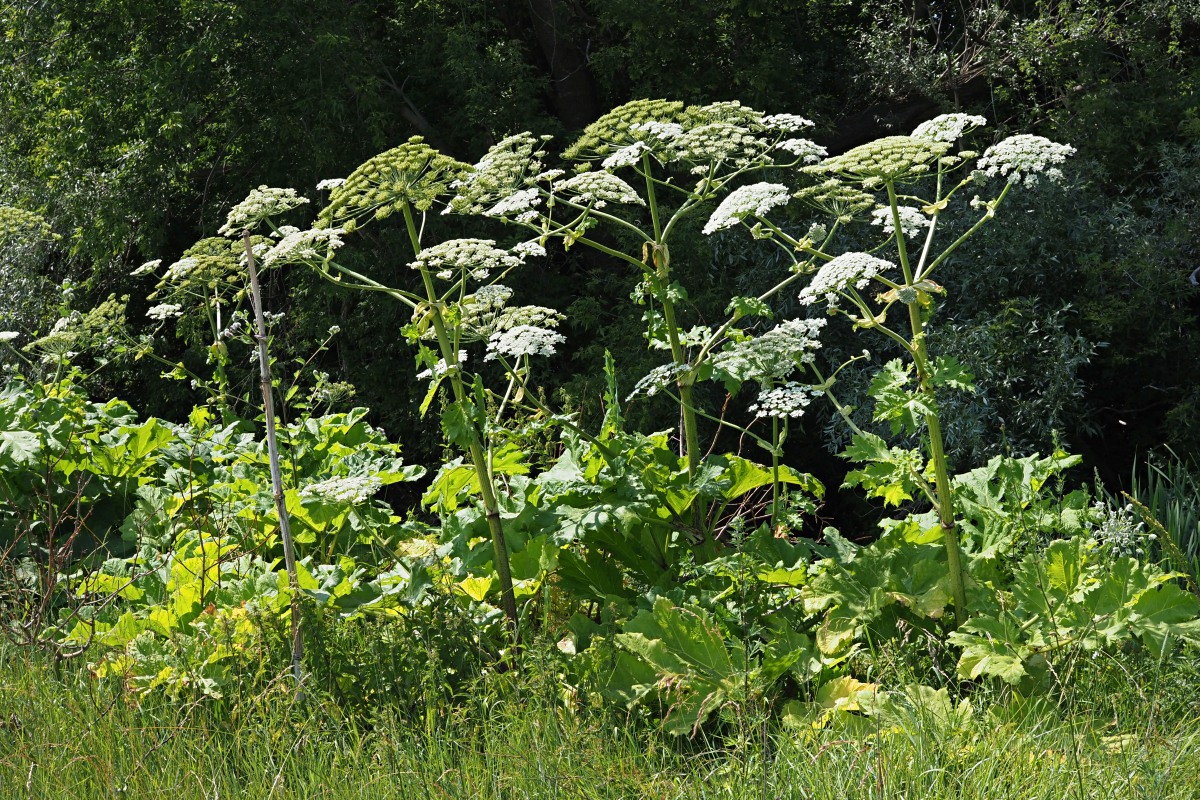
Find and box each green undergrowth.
[2,639,1199,800]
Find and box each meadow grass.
[2,640,1198,800]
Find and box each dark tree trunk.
[524,0,601,129]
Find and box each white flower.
[775,139,827,163]
[672,122,767,165]
[448,132,542,215]
[870,206,931,238]
[911,113,988,143]
[749,382,822,418]
[799,252,896,306]
[0,331,18,342]
[554,171,644,206]
[626,362,692,401]
[316,177,346,191]
[416,350,468,380]
[976,135,1075,187]
[218,186,309,236]
[763,114,815,132]
[485,325,565,361]
[629,121,684,141]
[485,187,541,218]
[512,240,546,260]
[703,183,791,234]
[602,141,649,170]
[130,259,161,277]
[710,318,826,383]
[300,475,382,504]
[146,303,183,321]
[164,257,199,281]
[261,227,345,268]
[410,239,522,276]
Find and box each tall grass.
[2,642,1198,800]
[1124,448,1200,582]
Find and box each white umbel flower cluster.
[976,135,1076,187]
[130,259,161,277]
[554,171,644,207]
[261,227,345,268]
[485,325,565,361]
[911,113,988,143]
[146,303,183,321]
[218,186,309,236]
[749,382,822,418]
[710,319,827,383]
[703,183,792,234]
[774,139,827,163]
[602,141,650,170]
[672,122,766,167]
[457,284,564,342]
[410,239,522,282]
[629,120,685,142]
[870,206,931,238]
[799,252,896,306]
[300,475,382,505]
[762,114,816,132]
[626,362,693,401]
[485,187,541,219]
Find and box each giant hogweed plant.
[720,114,1077,622]
[448,101,834,526]
[189,141,581,642]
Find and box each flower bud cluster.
[449,132,545,217]
[810,136,951,186]
[626,362,693,401]
[318,137,470,230]
[458,284,564,342]
[1091,502,1156,560]
[792,179,877,222]
[0,206,58,243]
[564,99,687,161]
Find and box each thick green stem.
[906,278,968,624]
[243,232,304,691]
[401,205,520,644]
[770,416,781,530]
[884,181,969,624]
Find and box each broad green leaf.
[930,356,975,392]
[949,614,1029,685]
